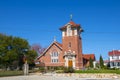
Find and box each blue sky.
[0,0,120,60]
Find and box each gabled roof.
[109,50,120,56]
[83,54,95,60]
[37,41,62,59]
[60,21,80,30]
[55,41,62,48]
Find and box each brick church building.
[36,19,95,70]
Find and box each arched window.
[67,25,72,36]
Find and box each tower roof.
[59,21,80,31]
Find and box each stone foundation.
[55,73,120,79]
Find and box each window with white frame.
[118,62,120,66]
[112,56,119,60]
[112,62,115,66]
[67,25,72,36]
[51,52,58,57]
[51,59,58,63]
[112,56,116,59]
[117,56,119,59]
[51,51,59,63]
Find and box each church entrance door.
[68,60,73,67]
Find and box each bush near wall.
[75,69,120,74]
[64,67,75,73]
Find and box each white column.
[65,57,68,67]
[93,61,96,68]
[74,29,77,35]
[115,62,118,68]
[62,31,65,37]
[110,62,113,68]
[73,57,75,69]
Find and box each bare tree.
[31,44,46,56]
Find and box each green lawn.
[0,71,23,77]
[0,70,40,77]
[75,69,120,74]
[0,69,120,77]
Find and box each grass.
[75,69,120,74]
[1,69,120,77]
[0,70,23,77]
[0,69,40,77]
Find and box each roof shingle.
[109,50,120,56]
[83,54,95,60]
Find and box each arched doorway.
[64,52,76,69]
[68,60,73,67]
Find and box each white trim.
[62,31,65,37]
[64,54,76,68]
[73,57,76,68]
[73,51,75,53]
[65,57,68,67]
[67,25,72,36]
[74,29,77,35]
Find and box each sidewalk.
[0,75,115,80]
[0,72,120,80]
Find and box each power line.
[2,30,120,34]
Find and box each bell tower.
[60,17,83,69]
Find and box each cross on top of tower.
[54,36,56,42]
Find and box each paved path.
[0,75,117,80]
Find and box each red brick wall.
[38,22,84,69]
[62,30,83,69]
[38,44,64,67]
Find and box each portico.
[64,51,76,69]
